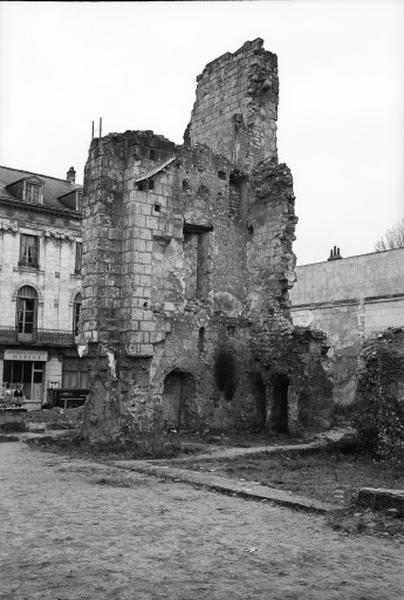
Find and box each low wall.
[0,408,27,429]
[290,249,404,404]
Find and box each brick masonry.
[80,39,333,443]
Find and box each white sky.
[0,1,403,264]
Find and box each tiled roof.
[0,165,82,211]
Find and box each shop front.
[2,349,48,409]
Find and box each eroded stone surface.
[79,39,333,443]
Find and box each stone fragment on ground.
[355,487,404,516]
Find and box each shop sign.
[4,349,48,362]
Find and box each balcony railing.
[0,327,75,347]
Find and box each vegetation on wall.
[352,329,404,467]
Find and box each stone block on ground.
[355,488,404,517]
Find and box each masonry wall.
[0,202,83,407]
[290,248,404,404]
[80,39,334,443]
[0,210,82,332]
[186,38,278,173]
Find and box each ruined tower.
[80,39,332,443]
[185,39,278,172]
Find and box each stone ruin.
[79,39,333,443]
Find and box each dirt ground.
[0,442,403,600]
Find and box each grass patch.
[328,506,403,538]
[26,430,203,461]
[170,448,404,505]
[0,434,19,442]
[27,407,83,430]
[0,422,27,433]
[92,475,150,488]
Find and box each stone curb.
[113,460,335,515]
[165,440,325,462]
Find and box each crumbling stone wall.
[353,328,404,463]
[185,38,278,172]
[80,39,333,443]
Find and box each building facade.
[0,165,86,409]
[79,39,333,443]
[290,248,404,404]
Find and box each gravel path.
[0,442,402,600]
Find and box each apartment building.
[0,165,87,409]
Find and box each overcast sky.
[0,1,403,264]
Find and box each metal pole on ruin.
[99,117,102,138]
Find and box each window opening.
[76,192,83,212]
[198,327,205,353]
[62,357,89,389]
[73,292,82,336]
[183,224,212,300]
[19,234,39,268]
[25,182,42,204]
[16,285,38,339]
[75,242,82,274]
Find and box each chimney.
[66,167,76,184]
[327,246,342,261]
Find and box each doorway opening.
[162,370,195,431]
[271,374,289,433]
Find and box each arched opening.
[162,370,195,431]
[73,292,82,336]
[271,374,289,433]
[16,285,38,342]
[249,372,266,430]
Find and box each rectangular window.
[18,298,35,334]
[19,234,39,268]
[62,358,89,389]
[25,183,42,204]
[75,242,82,273]
[183,224,211,300]
[76,192,83,212]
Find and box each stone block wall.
[186,38,278,173]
